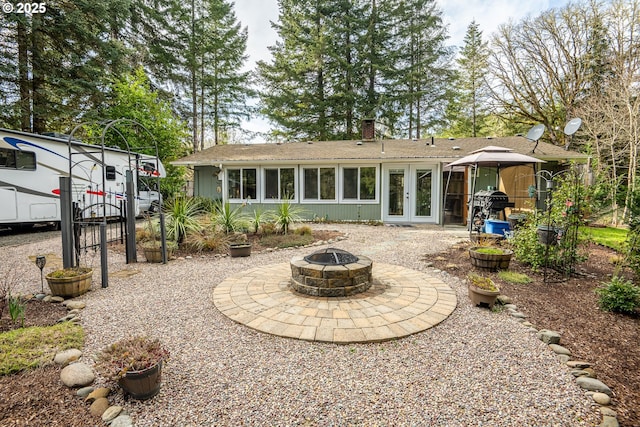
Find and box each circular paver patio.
[213,262,457,344]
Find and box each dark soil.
[0,300,100,426]
[430,241,640,427]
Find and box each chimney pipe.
[362,119,375,141]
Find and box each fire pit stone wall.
[290,255,373,297]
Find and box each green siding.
[229,203,381,222]
[194,166,222,200]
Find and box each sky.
[232,0,573,142]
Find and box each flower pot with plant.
[468,246,513,270]
[467,273,500,308]
[95,336,170,400]
[140,214,178,262]
[45,267,93,297]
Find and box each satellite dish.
[564,118,582,136]
[526,124,546,141]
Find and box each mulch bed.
[430,241,639,427]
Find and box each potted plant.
[45,266,93,297]
[228,232,252,257]
[468,246,513,270]
[140,215,177,262]
[467,273,500,308]
[95,336,170,400]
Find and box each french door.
[383,164,436,223]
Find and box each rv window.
[106,165,116,180]
[16,151,36,170]
[0,148,35,170]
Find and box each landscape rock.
[567,360,592,369]
[496,295,512,305]
[76,386,94,398]
[537,329,561,344]
[600,407,617,417]
[576,376,613,396]
[110,415,134,427]
[593,392,612,405]
[558,354,571,363]
[60,363,95,387]
[65,300,86,310]
[53,348,82,366]
[85,387,110,402]
[50,296,65,303]
[510,311,527,319]
[600,416,619,427]
[549,344,572,356]
[102,405,123,422]
[89,397,110,417]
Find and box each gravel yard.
[3,224,600,426]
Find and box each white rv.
[0,128,165,227]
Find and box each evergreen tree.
[446,20,490,137]
[0,1,130,132]
[258,0,452,141]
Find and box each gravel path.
[4,224,599,426]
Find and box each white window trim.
[226,167,259,203]
[339,164,379,204]
[300,165,338,204]
[261,166,298,202]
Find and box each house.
[172,127,588,225]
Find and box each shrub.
[596,276,640,314]
[294,225,313,236]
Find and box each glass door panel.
[414,169,432,217]
[388,168,405,216]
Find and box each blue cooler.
[484,219,510,236]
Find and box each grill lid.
[304,248,359,265]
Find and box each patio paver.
[213,262,457,344]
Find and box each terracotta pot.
[468,247,513,271]
[229,243,252,257]
[45,268,93,297]
[468,284,500,309]
[118,361,163,400]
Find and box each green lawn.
[581,226,628,252]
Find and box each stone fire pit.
[290,248,372,297]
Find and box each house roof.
[172,136,588,166]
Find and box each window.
[0,148,36,170]
[264,167,295,200]
[303,167,335,201]
[227,168,256,200]
[343,166,376,201]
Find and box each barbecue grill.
[470,190,515,232]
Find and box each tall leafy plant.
[275,197,306,235]
[164,196,203,244]
[212,201,248,234]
